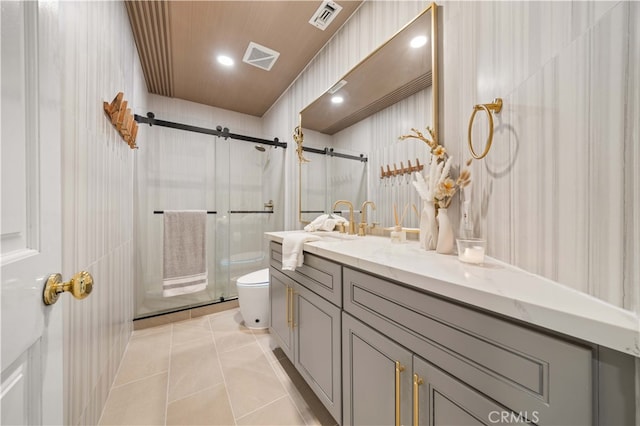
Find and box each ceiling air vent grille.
[309,1,343,31]
[242,42,280,71]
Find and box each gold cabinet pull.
[291,290,297,328]
[43,271,94,305]
[395,361,405,426]
[413,373,424,426]
[286,287,292,328]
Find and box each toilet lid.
[236,268,269,285]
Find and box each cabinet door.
[413,356,529,426]
[269,268,294,360]
[343,313,412,426]
[293,283,341,422]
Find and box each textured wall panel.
[58,2,139,425]
[264,1,639,316]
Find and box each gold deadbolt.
[43,271,94,305]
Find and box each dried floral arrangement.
[399,126,471,208]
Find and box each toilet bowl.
[236,268,270,329]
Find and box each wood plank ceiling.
[125,0,363,117]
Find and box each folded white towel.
[320,218,336,231]
[282,233,321,271]
[303,214,329,232]
[303,214,348,232]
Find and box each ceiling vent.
[309,1,343,31]
[242,42,280,71]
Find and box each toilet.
[236,268,270,329]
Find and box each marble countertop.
[266,231,640,357]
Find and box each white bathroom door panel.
[1,1,63,425]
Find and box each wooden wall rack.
[103,92,138,149]
[380,158,424,179]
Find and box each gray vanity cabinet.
[268,242,342,422]
[268,268,294,360]
[413,356,529,426]
[343,267,593,426]
[343,312,530,426]
[293,282,342,421]
[342,312,412,426]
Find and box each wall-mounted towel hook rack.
[103,92,138,149]
[467,98,502,160]
[380,158,424,179]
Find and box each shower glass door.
[134,125,282,319]
[216,140,275,299]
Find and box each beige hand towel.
[163,211,208,297]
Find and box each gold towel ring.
[467,98,503,160]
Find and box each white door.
[1,1,63,424]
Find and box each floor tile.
[271,355,337,426]
[102,307,334,426]
[166,383,235,425]
[172,315,213,345]
[236,395,306,425]
[218,341,287,418]
[99,372,167,425]
[210,310,257,353]
[168,336,224,402]
[114,328,171,386]
[253,329,285,365]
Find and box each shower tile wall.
[133,94,285,318]
[264,1,640,316]
[58,1,142,424]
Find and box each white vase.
[436,208,454,254]
[419,200,438,250]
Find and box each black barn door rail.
[135,112,287,149]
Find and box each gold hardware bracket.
[468,97,503,160]
[43,271,94,305]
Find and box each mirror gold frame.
[298,2,439,224]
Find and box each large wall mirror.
[298,3,439,224]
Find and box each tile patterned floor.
[99,308,337,426]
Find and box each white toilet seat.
[236,268,269,286]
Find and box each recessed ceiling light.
[217,55,234,66]
[331,96,344,104]
[410,35,428,48]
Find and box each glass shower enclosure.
[134,122,283,319]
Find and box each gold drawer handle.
[413,373,424,426]
[395,361,405,426]
[43,271,94,305]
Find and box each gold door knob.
[43,271,94,305]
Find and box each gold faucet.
[332,200,356,235]
[359,201,377,236]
